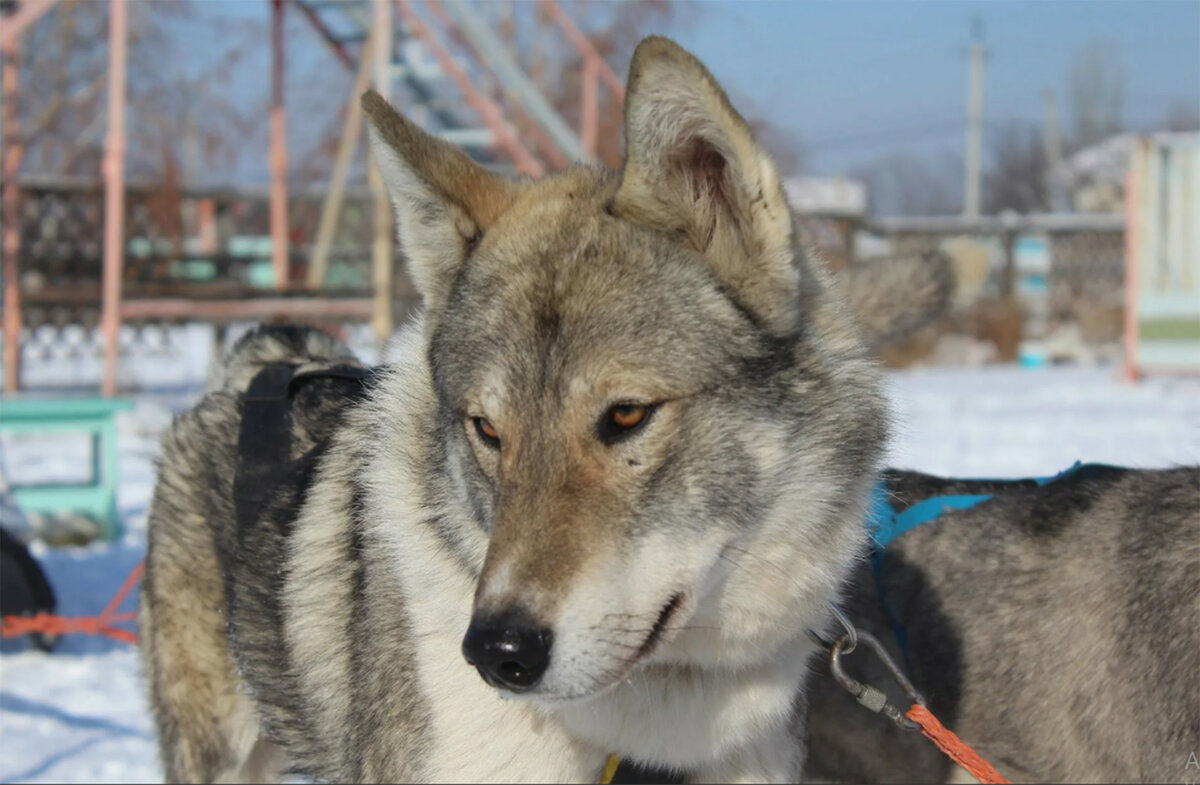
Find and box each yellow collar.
[599,754,621,784]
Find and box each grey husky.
[804,464,1200,784]
[138,31,1195,785]
[141,36,908,783]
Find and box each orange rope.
[1,561,143,646]
[1,562,1011,785]
[906,703,1010,784]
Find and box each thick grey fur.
[803,465,1200,783]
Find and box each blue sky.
[667,0,1200,174]
[173,0,1199,184]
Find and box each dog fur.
[141,36,896,783]
[803,465,1200,783]
[140,32,1195,785]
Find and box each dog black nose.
[462,611,553,692]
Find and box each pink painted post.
[0,0,63,48]
[2,25,23,394]
[293,0,356,69]
[538,0,624,103]
[270,0,290,290]
[197,199,217,255]
[101,0,128,398]
[396,0,544,178]
[579,54,598,159]
[417,0,566,171]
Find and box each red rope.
[1,561,143,646]
[2,562,1011,785]
[906,703,1010,784]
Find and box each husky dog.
[141,36,912,783]
[803,465,1200,784]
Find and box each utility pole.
[1042,89,1065,211]
[963,17,986,218]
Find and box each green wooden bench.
[0,397,135,541]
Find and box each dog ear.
[362,91,517,311]
[612,37,798,333]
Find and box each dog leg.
[142,553,243,781]
[142,442,253,783]
[142,535,260,783]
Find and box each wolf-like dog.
[803,465,1200,784]
[141,37,899,783]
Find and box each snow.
[2,363,1198,783]
[885,366,1200,474]
[0,543,154,784]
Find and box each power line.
[804,120,964,150]
[803,116,1036,151]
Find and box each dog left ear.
[612,37,798,333]
[362,90,517,315]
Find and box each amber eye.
[598,403,653,444]
[473,417,501,449]
[611,404,647,429]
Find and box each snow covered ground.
[1,363,1197,783]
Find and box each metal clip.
[809,603,858,652]
[828,603,858,654]
[828,628,925,732]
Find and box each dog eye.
[473,417,501,449]
[598,404,653,444]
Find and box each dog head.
[364,36,887,702]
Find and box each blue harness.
[863,460,1102,666]
[866,460,1093,549]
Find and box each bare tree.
[984,120,1048,214]
[1162,101,1200,132]
[853,153,960,217]
[1068,40,1124,149]
[17,1,264,182]
[19,1,115,177]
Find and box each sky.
[125,0,1200,189]
[669,0,1200,175]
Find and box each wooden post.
[2,22,23,394]
[579,54,598,159]
[100,0,128,398]
[269,0,289,290]
[369,0,394,342]
[306,27,376,290]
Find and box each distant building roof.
[783,177,867,217]
[1055,132,1199,195]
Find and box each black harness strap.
[233,362,371,534]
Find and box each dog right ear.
[611,37,798,335]
[362,91,517,311]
